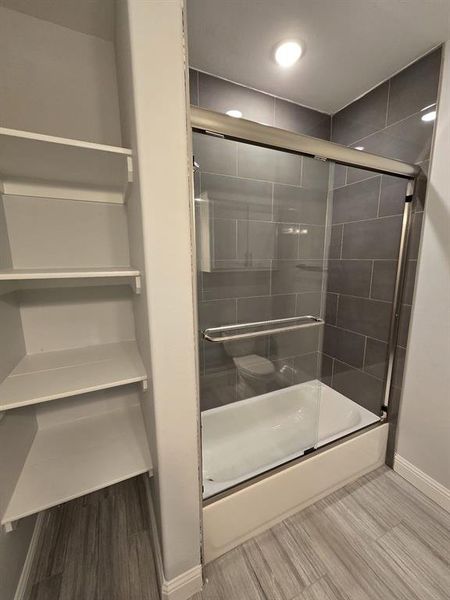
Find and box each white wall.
[396,42,450,507]
[0,6,121,144]
[0,515,36,600]
[115,0,202,587]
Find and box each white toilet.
[223,340,277,398]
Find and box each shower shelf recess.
[0,341,148,411]
[0,127,133,203]
[1,402,153,527]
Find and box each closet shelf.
[0,267,141,293]
[1,404,152,525]
[0,341,147,411]
[0,267,140,280]
[0,127,133,204]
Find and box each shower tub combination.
[202,380,380,498]
[192,105,418,562]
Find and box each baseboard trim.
[144,476,203,600]
[394,454,450,512]
[14,513,45,600]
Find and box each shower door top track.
[190,106,419,180]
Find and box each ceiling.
[187,0,450,114]
[0,0,114,41]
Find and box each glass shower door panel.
[193,132,328,498]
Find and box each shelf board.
[0,267,140,281]
[0,341,147,411]
[0,127,133,204]
[1,404,152,524]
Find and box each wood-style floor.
[27,467,450,600]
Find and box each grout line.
[362,336,368,369]
[196,70,200,106]
[200,169,309,189]
[339,224,344,259]
[376,176,382,217]
[299,156,304,187]
[333,173,380,191]
[368,260,375,298]
[190,67,331,115]
[331,44,441,114]
[324,353,385,383]
[348,107,431,147]
[385,80,391,128]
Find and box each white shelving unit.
[0,341,147,411]
[0,9,154,535]
[1,403,152,526]
[0,127,133,204]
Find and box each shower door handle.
[202,315,324,343]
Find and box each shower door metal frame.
[191,105,419,474]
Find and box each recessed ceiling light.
[354,146,365,151]
[226,109,243,118]
[274,41,302,68]
[421,110,436,122]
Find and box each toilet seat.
[233,354,275,378]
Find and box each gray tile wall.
[326,48,442,420]
[190,70,331,411]
[190,49,441,422]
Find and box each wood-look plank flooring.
[27,467,450,600]
[26,477,160,600]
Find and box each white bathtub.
[202,379,380,498]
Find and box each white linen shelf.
[0,341,148,411]
[0,127,133,204]
[1,403,152,526]
[0,267,142,294]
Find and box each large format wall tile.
[269,326,322,360]
[214,219,237,260]
[379,176,408,217]
[332,177,380,224]
[201,173,273,221]
[273,184,327,225]
[364,337,387,380]
[342,216,402,259]
[337,295,391,341]
[237,294,296,323]
[276,223,300,259]
[193,133,238,176]
[296,292,323,317]
[198,299,237,330]
[332,360,384,414]
[329,224,343,259]
[332,82,389,146]
[323,325,366,369]
[293,352,320,384]
[327,259,372,297]
[203,268,271,300]
[274,98,331,139]
[198,71,275,125]
[238,143,302,185]
[299,225,326,259]
[354,112,434,164]
[272,260,324,295]
[237,221,276,260]
[387,49,441,125]
[189,68,198,105]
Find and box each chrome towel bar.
[202,315,324,343]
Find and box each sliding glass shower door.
[193,130,406,499]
